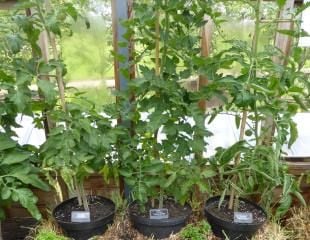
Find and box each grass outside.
[62,16,114,82]
[67,84,115,109]
[61,15,115,106]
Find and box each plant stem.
[80,182,89,211]
[74,176,82,206]
[55,176,64,202]
[228,0,262,210]
[228,110,247,210]
[159,188,164,209]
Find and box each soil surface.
[129,199,191,219]
[54,195,115,223]
[205,199,266,224]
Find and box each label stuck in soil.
[71,211,91,223]
[234,212,253,223]
[149,208,169,219]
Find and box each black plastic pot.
[129,202,192,239]
[204,196,267,240]
[53,196,115,240]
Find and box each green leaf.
[2,151,32,165]
[64,3,78,21]
[5,34,23,54]
[292,95,307,110]
[276,0,287,8]
[253,167,276,182]
[82,165,94,174]
[277,29,309,38]
[288,121,298,148]
[249,83,272,94]
[0,135,16,151]
[144,177,159,187]
[100,164,110,183]
[197,182,209,193]
[248,176,254,190]
[295,2,310,16]
[78,119,92,134]
[14,188,41,220]
[163,172,177,188]
[288,86,304,93]
[143,162,163,174]
[16,71,32,86]
[119,169,132,178]
[190,137,205,153]
[292,191,306,206]
[15,174,49,191]
[0,208,5,220]
[219,141,246,165]
[37,80,57,103]
[46,16,61,36]
[201,169,217,178]
[276,195,292,218]
[10,91,30,112]
[1,187,11,200]
[235,115,241,129]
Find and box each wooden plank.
[273,0,295,64]
[2,218,37,240]
[83,174,119,199]
[0,0,16,10]
[286,161,310,175]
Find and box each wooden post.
[112,0,133,92]
[262,0,295,145]
[273,0,295,64]
[112,0,134,198]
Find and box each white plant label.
[149,208,169,220]
[71,211,91,223]
[234,212,253,223]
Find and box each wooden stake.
[262,0,295,146]
[198,15,212,110]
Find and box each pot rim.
[128,199,192,227]
[204,195,267,227]
[53,195,115,225]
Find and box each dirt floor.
[23,206,309,240]
[98,206,310,240]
